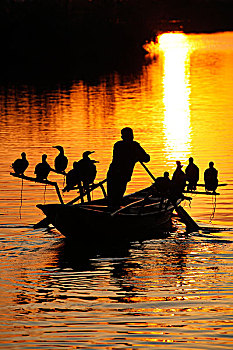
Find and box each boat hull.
[37,201,176,241]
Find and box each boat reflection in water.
[13,228,190,307]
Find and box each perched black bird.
[76,151,98,186]
[185,157,199,191]
[63,162,80,192]
[204,161,218,192]
[12,152,29,175]
[70,151,99,202]
[34,154,51,181]
[171,161,186,197]
[53,145,68,173]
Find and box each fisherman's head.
[164,171,169,178]
[21,152,26,159]
[42,154,47,161]
[189,157,194,164]
[209,161,214,168]
[121,127,134,141]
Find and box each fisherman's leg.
[118,181,127,201]
[107,178,124,209]
[159,196,164,209]
[107,178,118,209]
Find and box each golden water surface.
[0,32,233,349]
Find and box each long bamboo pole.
[139,162,200,233]
[10,173,64,204]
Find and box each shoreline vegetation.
[1,0,233,77]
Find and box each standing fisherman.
[107,127,150,209]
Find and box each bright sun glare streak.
[158,33,192,162]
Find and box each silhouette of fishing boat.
[36,185,188,241]
[10,166,226,241]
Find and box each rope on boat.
[43,184,47,205]
[10,173,64,204]
[182,196,192,209]
[187,197,192,208]
[19,177,23,219]
[210,194,217,223]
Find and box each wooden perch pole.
[66,179,107,205]
[10,173,64,204]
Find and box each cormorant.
[53,145,68,173]
[204,161,218,192]
[75,151,99,202]
[171,161,186,197]
[63,162,80,192]
[153,171,171,195]
[185,157,199,191]
[34,154,51,181]
[76,151,98,185]
[11,152,29,175]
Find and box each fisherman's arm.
[135,142,150,163]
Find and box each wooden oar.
[140,161,157,182]
[139,162,200,233]
[173,205,200,232]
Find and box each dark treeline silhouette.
[1,0,233,72]
[0,0,157,67]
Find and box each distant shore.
[1,0,233,77]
